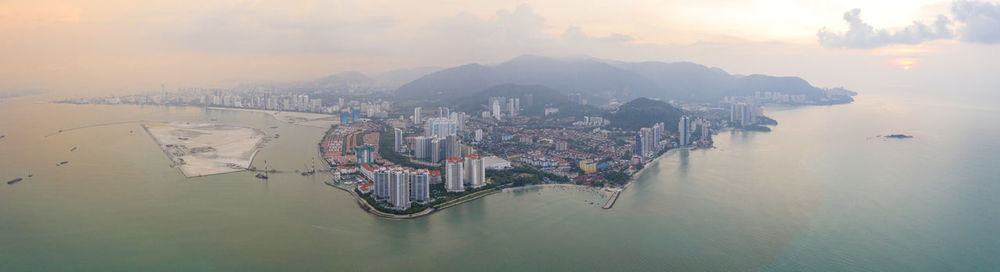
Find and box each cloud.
[952,0,1000,44]
[562,26,634,43]
[817,8,954,49]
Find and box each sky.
[0,0,998,96]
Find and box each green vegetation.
[604,171,630,185]
[605,97,684,132]
[487,165,569,186]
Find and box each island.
[883,134,914,139]
[142,122,268,177]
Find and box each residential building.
[446,157,465,192]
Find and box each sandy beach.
[142,121,266,177]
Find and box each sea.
[0,88,998,271]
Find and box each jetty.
[603,190,620,209]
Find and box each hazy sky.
[1,0,998,95]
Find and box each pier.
[603,190,620,209]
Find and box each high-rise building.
[374,167,390,199]
[388,168,410,210]
[474,129,483,142]
[413,107,422,124]
[393,128,404,153]
[464,154,486,188]
[425,117,457,138]
[444,135,462,159]
[430,138,442,163]
[438,107,449,118]
[640,127,655,158]
[507,98,518,117]
[355,144,375,165]
[679,115,691,146]
[409,169,430,203]
[414,136,433,160]
[446,157,465,192]
[634,134,643,155]
[491,98,502,120]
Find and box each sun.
[889,58,918,70]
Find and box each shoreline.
[207,107,337,129]
[323,181,502,220]
[324,148,687,219]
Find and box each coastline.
[207,107,338,129]
[323,181,502,220]
[326,147,686,219]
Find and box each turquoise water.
[0,91,998,271]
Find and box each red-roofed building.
[357,182,373,194]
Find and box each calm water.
[0,91,998,271]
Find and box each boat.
[7,177,23,185]
[27,174,33,178]
[59,161,69,165]
[255,173,269,179]
[0,135,5,139]
[70,147,77,152]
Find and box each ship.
[57,161,69,166]
[70,147,77,152]
[7,177,23,185]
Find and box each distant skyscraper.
[507,98,518,117]
[474,129,483,142]
[438,107,449,118]
[491,98,502,120]
[425,117,457,138]
[446,157,465,192]
[679,115,691,146]
[393,128,404,153]
[413,107,422,124]
[430,138,442,163]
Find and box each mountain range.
[396,55,853,104]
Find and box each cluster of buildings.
[753,91,808,104]
[369,166,435,211]
[573,116,607,127]
[487,97,520,120]
[58,88,394,121]
[726,100,761,127]
[444,155,487,193]
[635,122,667,159]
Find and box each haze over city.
[2,0,998,98]
[1,1,999,271]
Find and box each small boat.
[7,177,23,185]
[70,147,77,152]
[27,174,33,178]
[0,135,5,139]
[58,161,69,166]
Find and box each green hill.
[605,98,685,132]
